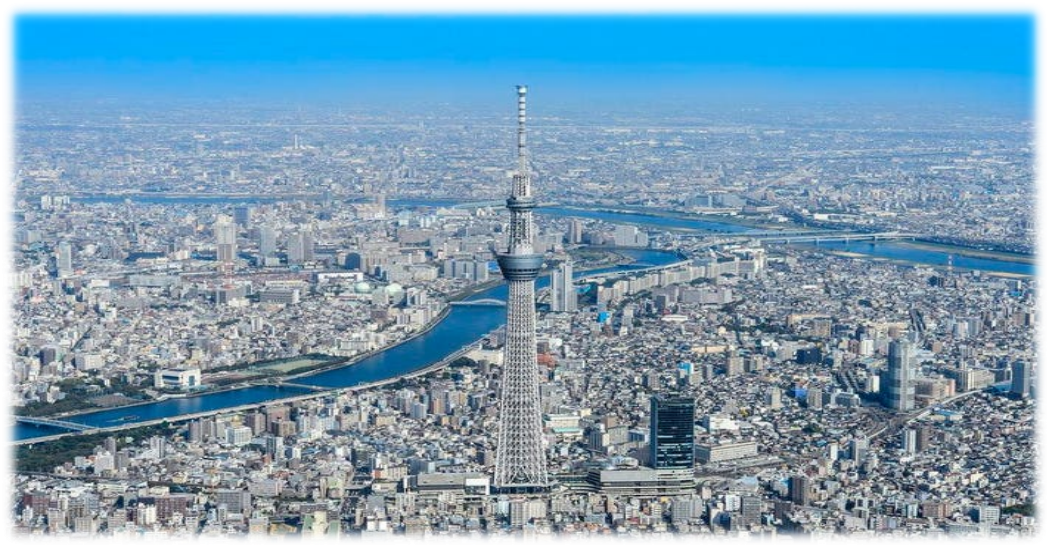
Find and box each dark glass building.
[649,394,696,469]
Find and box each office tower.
[550,259,577,312]
[1032,348,1049,398]
[301,231,314,262]
[1011,360,1031,398]
[916,426,934,452]
[976,505,1001,525]
[649,394,695,469]
[567,219,584,244]
[258,226,277,256]
[214,214,237,264]
[265,435,284,462]
[789,475,811,506]
[187,420,202,444]
[494,85,548,491]
[286,230,314,264]
[287,232,303,264]
[614,224,648,247]
[850,435,868,462]
[740,496,762,528]
[883,339,916,411]
[233,206,252,228]
[901,428,918,454]
[56,241,73,277]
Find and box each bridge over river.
[15,416,98,433]
[746,231,916,244]
[451,298,506,307]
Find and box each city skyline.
[8,9,1038,540]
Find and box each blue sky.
[14,15,1034,110]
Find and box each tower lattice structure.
[493,85,549,490]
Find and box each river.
[69,195,1033,270]
[17,198,1031,440]
[797,241,1034,277]
[13,249,678,441]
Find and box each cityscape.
[9,14,1038,539]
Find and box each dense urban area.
[11,98,1036,538]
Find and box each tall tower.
[494,85,548,491]
[883,339,916,411]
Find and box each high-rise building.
[613,224,648,247]
[214,214,237,264]
[883,339,916,411]
[550,259,577,312]
[916,425,934,452]
[233,205,252,228]
[258,226,277,257]
[649,394,695,469]
[567,219,584,244]
[1011,360,1031,398]
[789,475,811,506]
[976,505,1001,525]
[493,85,548,491]
[850,435,868,462]
[56,241,73,277]
[901,428,918,454]
[286,230,314,264]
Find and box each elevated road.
[866,390,983,441]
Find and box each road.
[867,389,983,441]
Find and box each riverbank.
[816,248,1033,279]
[546,206,755,234]
[33,306,454,422]
[14,340,489,448]
[555,203,787,231]
[285,305,453,382]
[57,304,457,419]
[899,240,1035,264]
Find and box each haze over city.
[8,12,1038,539]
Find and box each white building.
[154,368,202,389]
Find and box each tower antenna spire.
[516,84,528,176]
